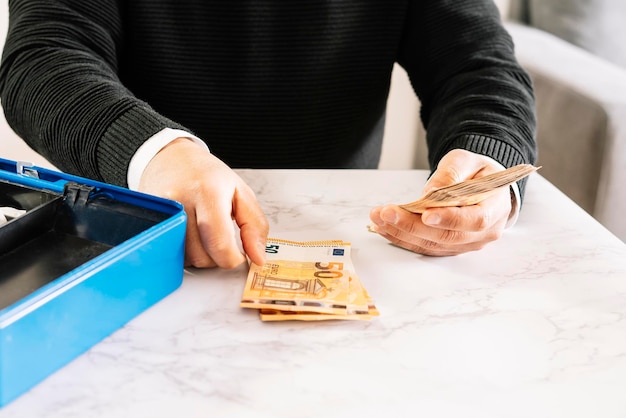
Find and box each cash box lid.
[0,158,186,407]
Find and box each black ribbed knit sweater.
[0,0,536,194]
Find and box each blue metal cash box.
[0,157,186,407]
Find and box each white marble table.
[2,169,626,418]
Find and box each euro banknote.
[241,238,378,321]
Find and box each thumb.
[422,149,495,196]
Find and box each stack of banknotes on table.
[241,238,379,321]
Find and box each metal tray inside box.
[0,158,186,408]
[0,180,169,310]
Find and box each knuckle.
[444,213,462,230]
[257,215,270,233]
[417,238,442,252]
[486,228,503,242]
[406,219,423,235]
[438,228,463,244]
[475,211,491,230]
[206,236,232,254]
[185,254,216,268]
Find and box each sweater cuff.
[96,105,188,186]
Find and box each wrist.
[127,128,208,191]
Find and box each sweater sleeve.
[0,0,186,186]
[397,0,537,199]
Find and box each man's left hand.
[369,149,515,256]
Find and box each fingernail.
[370,207,383,226]
[423,213,440,225]
[381,207,398,224]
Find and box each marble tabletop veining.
[2,170,626,418]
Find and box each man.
[0,0,536,268]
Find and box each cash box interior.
[0,180,168,310]
[0,158,186,408]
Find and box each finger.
[369,206,385,227]
[233,184,269,266]
[195,190,247,269]
[421,190,510,233]
[375,226,485,256]
[183,207,218,268]
[373,204,461,246]
[376,207,477,248]
[374,204,502,254]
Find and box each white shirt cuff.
[490,160,522,229]
[506,181,521,229]
[127,128,209,191]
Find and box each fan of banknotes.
[399,164,540,213]
[240,238,379,321]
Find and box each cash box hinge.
[63,182,96,208]
[16,161,39,179]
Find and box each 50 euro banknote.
[240,238,378,321]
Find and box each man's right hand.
[138,137,269,269]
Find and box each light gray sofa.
[502,0,626,242]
